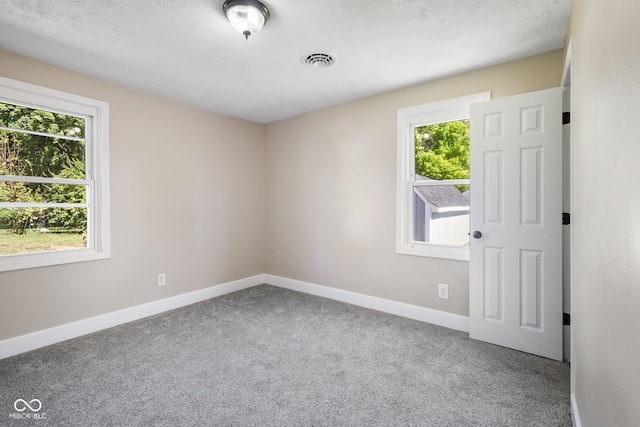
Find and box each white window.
[0,77,110,272]
[396,92,489,261]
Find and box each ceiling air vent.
[302,52,335,68]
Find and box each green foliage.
[0,103,85,178]
[0,184,43,234]
[0,102,86,234]
[414,120,470,180]
[46,159,87,230]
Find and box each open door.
[469,87,563,361]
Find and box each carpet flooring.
[0,284,572,426]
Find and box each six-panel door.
[469,87,563,361]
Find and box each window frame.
[0,76,110,272]
[396,92,490,261]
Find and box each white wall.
[0,49,266,341]
[568,0,640,424]
[265,50,563,317]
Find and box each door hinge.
[562,212,570,225]
[562,111,571,125]
[563,312,571,326]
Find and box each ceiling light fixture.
[223,0,270,40]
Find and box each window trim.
[0,76,110,272]
[396,92,490,261]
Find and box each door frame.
[561,38,575,395]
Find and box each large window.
[0,77,110,271]
[396,93,489,261]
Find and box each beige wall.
[568,0,640,425]
[0,49,266,340]
[0,48,568,347]
[0,49,565,341]
[265,50,563,317]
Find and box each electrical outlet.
[157,273,166,287]
[438,283,449,300]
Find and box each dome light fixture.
[223,0,270,40]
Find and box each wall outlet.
[438,283,449,300]
[157,273,166,287]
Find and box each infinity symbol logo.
[14,399,42,412]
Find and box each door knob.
[473,231,482,239]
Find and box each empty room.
[0,0,638,425]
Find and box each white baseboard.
[264,275,469,333]
[1,273,469,359]
[0,274,266,359]
[571,393,582,427]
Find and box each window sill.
[0,249,110,273]
[396,243,469,261]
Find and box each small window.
[396,93,489,260]
[0,77,110,271]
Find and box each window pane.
[0,102,85,138]
[0,182,87,204]
[412,184,470,246]
[414,120,470,180]
[0,207,87,255]
[413,120,470,247]
[0,130,85,178]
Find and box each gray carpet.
[0,284,571,426]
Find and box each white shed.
[412,176,470,246]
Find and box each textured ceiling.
[0,0,571,124]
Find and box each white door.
[469,87,563,361]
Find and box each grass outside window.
[0,229,86,256]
